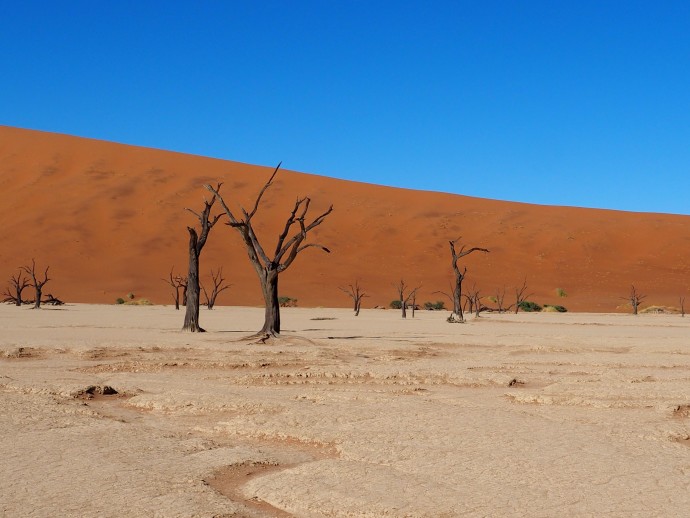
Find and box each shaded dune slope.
[1,126,689,312]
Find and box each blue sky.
[2,1,689,214]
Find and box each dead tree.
[492,286,512,313]
[466,283,483,317]
[21,259,50,309]
[339,280,367,316]
[514,278,532,314]
[202,268,232,309]
[183,184,224,332]
[205,164,333,338]
[3,270,30,306]
[42,294,64,306]
[163,268,187,310]
[448,238,489,322]
[622,285,646,315]
[394,279,420,319]
[680,296,686,317]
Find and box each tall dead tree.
[183,184,224,332]
[21,259,50,309]
[3,270,30,306]
[394,279,420,319]
[163,268,187,310]
[202,268,232,309]
[622,285,646,315]
[514,278,532,314]
[448,238,489,322]
[339,280,367,316]
[205,164,333,338]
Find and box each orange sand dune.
[1,125,689,312]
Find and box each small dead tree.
[622,285,646,315]
[3,270,30,306]
[492,286,512,313]
[183,184,224,332]
[394,279,420,319]
[514,278,532,314]
[448,238,489,322]
[205,164,333,338]
[466,283,483,318]
[680,296,686,317]
[339,280,367,316]
[202,268,232,309]
[163,268,187,310]
[21,259,50,309]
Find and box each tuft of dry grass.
[123,298,153,306]
[639,305,679,314]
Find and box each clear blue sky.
[2,1,689,214]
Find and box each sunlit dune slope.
[1,126,689,312]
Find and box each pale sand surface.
[2,304,690,517]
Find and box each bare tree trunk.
[259,269,280,336]
[453,276,464,321]
[183,229,203,332]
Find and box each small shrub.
[424,301,446,310]
[556,288,568,298]
[125,298,153,306]
[518,300,542,312]
[279,296,297,307]
[390,300,403,309]
[115,298,125,305]
[543,304,567,313]
[126,292,135,300]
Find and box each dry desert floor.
[2,304,690,517]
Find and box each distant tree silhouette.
[514,278,532,314]
[205,164,333,339]
[621,285,646,315]
[21,259,50,309]
[447,238,489,322]
[339,280,367,316]
[202,268,231,310]
[3,270,30,306]
[393,279,420,319]
[163,268,187,310]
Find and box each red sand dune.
[1,125,689,312]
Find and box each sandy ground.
[2,304,690,517]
